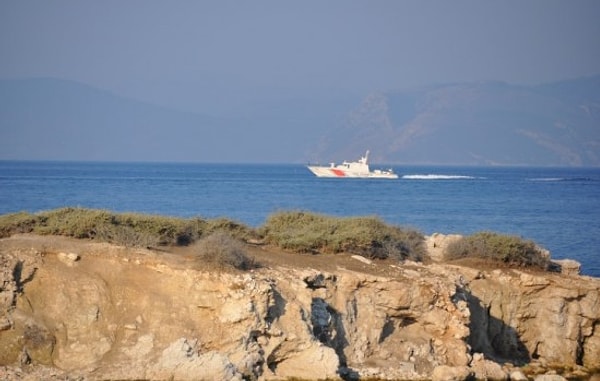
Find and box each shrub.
[205,217,260,242]
[0,211,39,238]
[0,208,427,262]
[260,211,426,261]
[95,224,161,248]
[108,212,195,246]
[445,231,550,269]
[0,208,259,249]
[35,207,113,239]
[193,231,254,270]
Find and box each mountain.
[0,78,351,163]
[311,76,600,166]
[0,78,217,162]
[1,76,599,165]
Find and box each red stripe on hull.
[331,169,346,177]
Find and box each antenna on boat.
[361,150,370,164]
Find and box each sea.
[1,161,599,277]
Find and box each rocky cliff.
[1,234,599,380]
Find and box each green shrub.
[260,211,425,261]
[0,211,39,238]
[445,231,550,269]
[35,207,113,239]
[193,231,254,270]
[109,213,194,246]
[205,217,260,242]
[34,208,183,247]
[0,208,425,261]
[94,224,160,248]
[0,208,257,249]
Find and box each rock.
[18,349,30,366]
[465,267,600,368]
[550,259,581,275]
[148,338,243,381]
[431,365,472,381]
[510,370,528,381]
[270,342,339,380]
[534,375,568,381]
[425,233,463,261]
[302,270,337,289]
[1,234,600,381]
[536,245,551,260]
[470,357,508,380]
[57,252,79,266]
[351,255,372,265]
[0,317,11,331]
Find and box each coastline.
[1,231,599,380]
[2,162,599,277]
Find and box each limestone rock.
[351,255,372,265]
[147,338,243,381]
[1,234,599,381]
[510,370,528,381]
[534,375,568,381]
[268,342,339,380]
[465,267,600,368]
[425,233,463,261]
[550,258,581,275]
[57,252,80,266]
[470,356,508,380]
[431,365,472,381]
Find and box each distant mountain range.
[1,76,599,165]
[312,76,600,166]
[0,78,346,163]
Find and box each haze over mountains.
[315,76,600,166]
[1,76,599,166]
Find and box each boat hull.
[307,165,398,179]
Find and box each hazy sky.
[1,0,599,113]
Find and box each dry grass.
[192,231,255,270]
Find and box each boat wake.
[527,177,595,182]
[528,177,564,182]
[402,174,476,180]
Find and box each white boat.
[307,151,398,179]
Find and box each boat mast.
[361,150,370,165]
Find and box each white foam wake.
[528,177,564,182]
[402,174,476,180]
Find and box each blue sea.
[1,161,599,277]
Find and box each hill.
[311,76,600,166]
[1,76,599,165]
[0,78,342,163]
[0,78,227,162]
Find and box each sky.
[1,0,599,114]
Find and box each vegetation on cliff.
[445,231,551,270]
[0,207,256,247]
[1,208,552,270]
[260,211,425,261]
[193,231,256,270]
